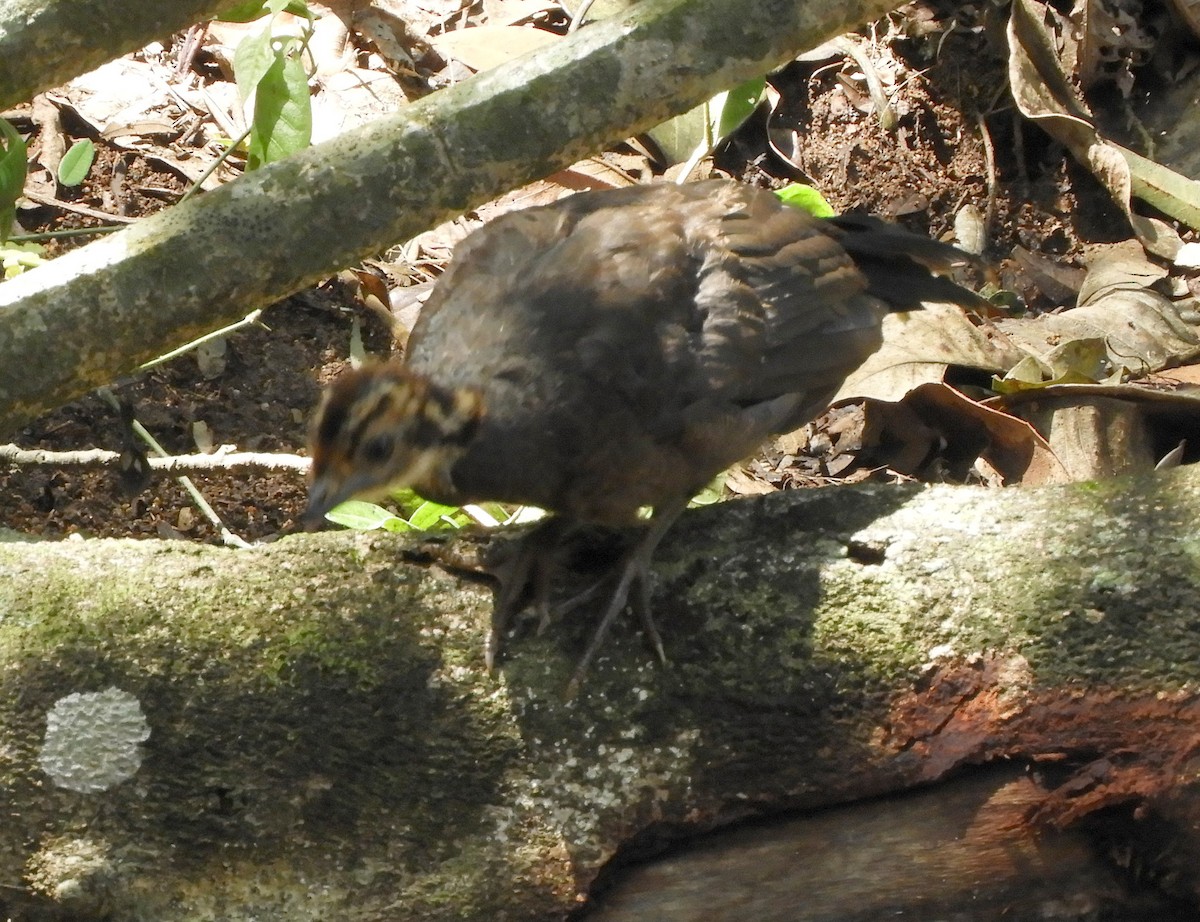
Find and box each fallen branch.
[0,0,235,109]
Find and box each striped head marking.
[304,363,482,527]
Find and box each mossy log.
[2,469,1200,920]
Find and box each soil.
[0,6,1119,544]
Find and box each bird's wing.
[676,181,890,405]
[410,181,892,415]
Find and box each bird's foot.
[484,502,684,689]
[483,518,574,669]
[566,557,665,696]
[482,523,664,680]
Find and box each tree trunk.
[2,468,1199,920]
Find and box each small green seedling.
[229,0,315,169]
[325,491,531,533]
[1,240,45,278]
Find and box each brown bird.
[305,179,981,685]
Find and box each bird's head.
[303,363,483,529]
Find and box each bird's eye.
[360,433,395,464]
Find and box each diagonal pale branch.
[0,0,239,111]
[0,0,905,438]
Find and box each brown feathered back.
[392,180,975,524]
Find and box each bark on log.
[2,468,1200,919]
[0,0,907,438]
[0,0,238,110]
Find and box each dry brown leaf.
[835,304,1025,403]
[992,381,1200,477]
[997,241,1200,379]
[901,383,1068,485]
[1009,245,1086,305]
[855,383,1066,485]
[428,24,559,71]
[545,159,638,191]
[310,67,411,142]
[723,465,777,496]
[1006,0,1191,251]
[1158,365,1200,385]
[56,59,176,136]
[404,170,632,259]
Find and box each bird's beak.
[300,475,348,532]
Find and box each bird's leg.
[632,560,666,665]
[486,501,683,686]
[485,517,569,669]
[568,499,686,693]
[555,563,665,659]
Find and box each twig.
[568,0,598,33]
[128,419,254,548]
[176,123,252,207]
[831,36,896,132]
[975,111,998,243]
[19,189,138,224]
[175,23,209,76]
[8,224,124,243]
[199,84,244,143]
[95,388,255,548]
[138,308,263,371]
[0,444,310,473]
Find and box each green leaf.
[775,183,836,218]
[246,40,312,169]
[57,138,95,187]
[216,0,269,22]
[219,0,312,21]
[407,500,463,530]
[478,502,513,524]
[689,471,726,507]
[324,500,409,531]
[233,25,276,102]
[0,118,28,244]
[383,487,425,511]
[713,77,765,140]
[647,77,764,166]
[1118,143,1200,232]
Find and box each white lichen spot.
[39,688,150,793]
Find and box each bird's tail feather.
[826,213,988,311]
